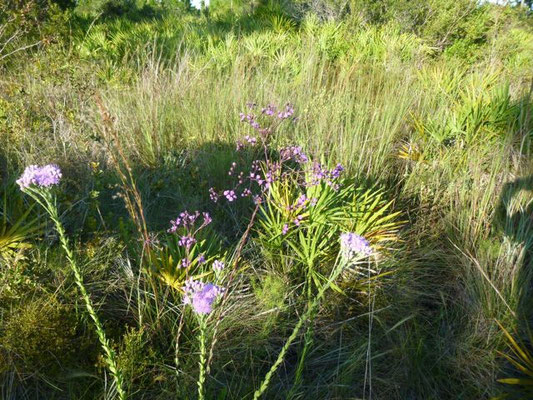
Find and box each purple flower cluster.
[178,235,197,249]
[340,233,372,260]
[244,135,257,146]
[244,102,294,120]
[238,102,296,146]
[281,215,305,235]
[210,158,277,204]
[212,260,225,272]
[17,164,62,189]
[280,194,320,235]
[307,162,344,189]
[240,112,261,130]
[209,187,219,202]
[168,210,212,268]
[280,146,308,164]
[212,103,346,213]
[223,190,237,202]
[183,279,225,314]
[286,194,317,212]
[168,211,212,234]
[277,104,295,120]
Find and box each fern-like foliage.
[256,175,403,284]
[493,320,533,400]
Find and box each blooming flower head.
[262,104,276,116]
[17,164,62,189]
[223,190,237,202]
[212,260,225,272]
[209,188,219,202]
[183,279,224,315]
[202,212,212,226]
[178,235,197,249]
[245,135,257,145]
[180,258,191,268]
[277,104,295,120]
[306,162,343,189]
[331,163,344,179]
[340,233,372,261]
[280,146,308,164]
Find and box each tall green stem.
[197,315,208,400]
[32,189,126,400]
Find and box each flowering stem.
[29,189,126,400]
[197,315,208,400]
[206,203,260,374]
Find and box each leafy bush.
[0,295,78,375]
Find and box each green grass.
[1,0,532,398]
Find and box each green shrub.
[1,295,78,375]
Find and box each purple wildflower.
[209,188,219,203]
[212,260,225,272]
[296,194,308,208]
[168,210,210,234]
[293,215,304,226]
[168,218,181,233]
[331,163,344,179]
[178,235,197,249]
[183,279,224,315]
[245,135,257,145]
[197,254,206,264]
[17,164,62,189]
[223,190,237,202]
[228,162,237,176]
[282,224,289,235]
[178,211,200,228]
[202,212,212,226]
[340,233,372,260]
[277,104,295,120]
[312,163,328,182]
[262,104,276,116]
[280,146,308,164]
[180,258,191,268]
[307,162,343,189]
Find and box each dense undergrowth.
[1,0,533,399]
